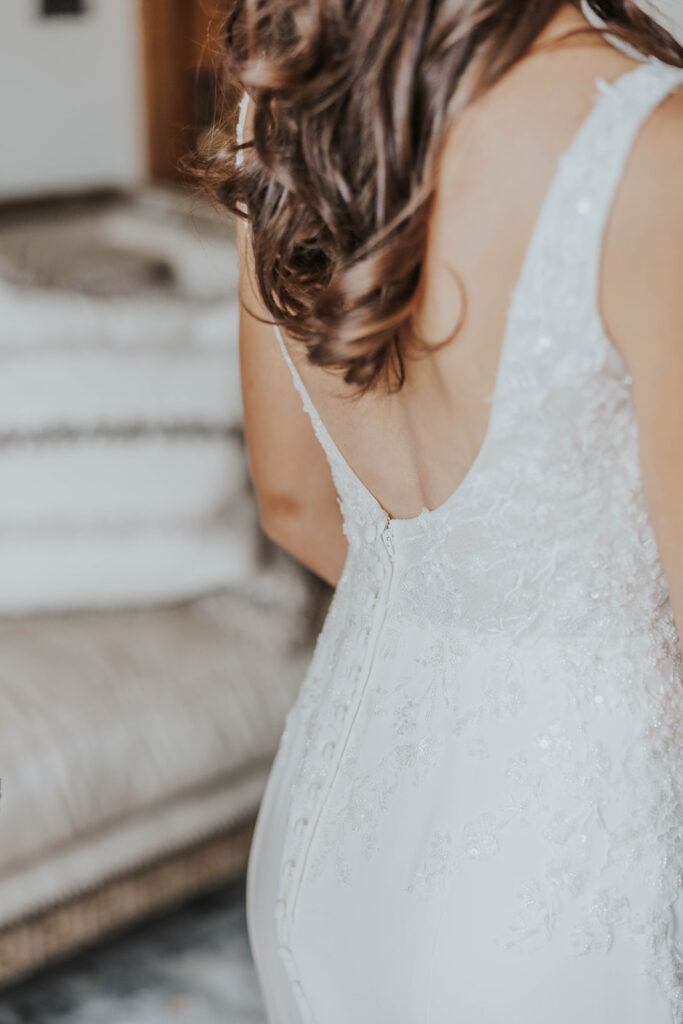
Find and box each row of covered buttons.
[275,942,315,1022]
[274,941,315,1021]
[272,520,394,1024]
[275,736,341,892]
[272,516,396,1024]
[274,518,390,936]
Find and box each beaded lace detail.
[239,59,683,1023]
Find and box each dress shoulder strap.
[234,92,378,519]
[513,57,683,330]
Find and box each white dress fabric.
[241,57,683,1023]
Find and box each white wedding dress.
[240,54,683,1023]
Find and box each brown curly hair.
[201,0,682,393]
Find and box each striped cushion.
[0,189,259,612]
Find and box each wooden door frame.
[140,0,208,180]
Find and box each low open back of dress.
[236,32,670,526]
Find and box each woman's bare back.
[282,4,676,521]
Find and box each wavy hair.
[200,0,683,393]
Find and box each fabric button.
[322,740,336,760]
[274,898,287,921]
[294,815,309,836]
[308,780,322,798]
[284,857,296,876]
[277,945,296,970]
[292,981,305,998]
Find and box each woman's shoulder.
[632,66,683,160]
[600,71,683,371]
[610,61,683,266]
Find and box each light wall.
[0,0,146,200]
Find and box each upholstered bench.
[0,550,322,984]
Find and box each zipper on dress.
[382,514,395,560]
[375,515,397,641]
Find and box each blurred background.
[0,2,682,1023]
[0,2,329,1021]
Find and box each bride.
[207,1,683,1020]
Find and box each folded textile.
[0,189,260,613]
[0,348,242,433]
[0,285,240,352]
[0,435,246,525]
[0,553,312,898]
[0,502,260,615]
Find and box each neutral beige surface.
[0,553,316,931]
[0,819,255,986]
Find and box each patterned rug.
[0,881,266,1024]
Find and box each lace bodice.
[239,58,683,1024]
